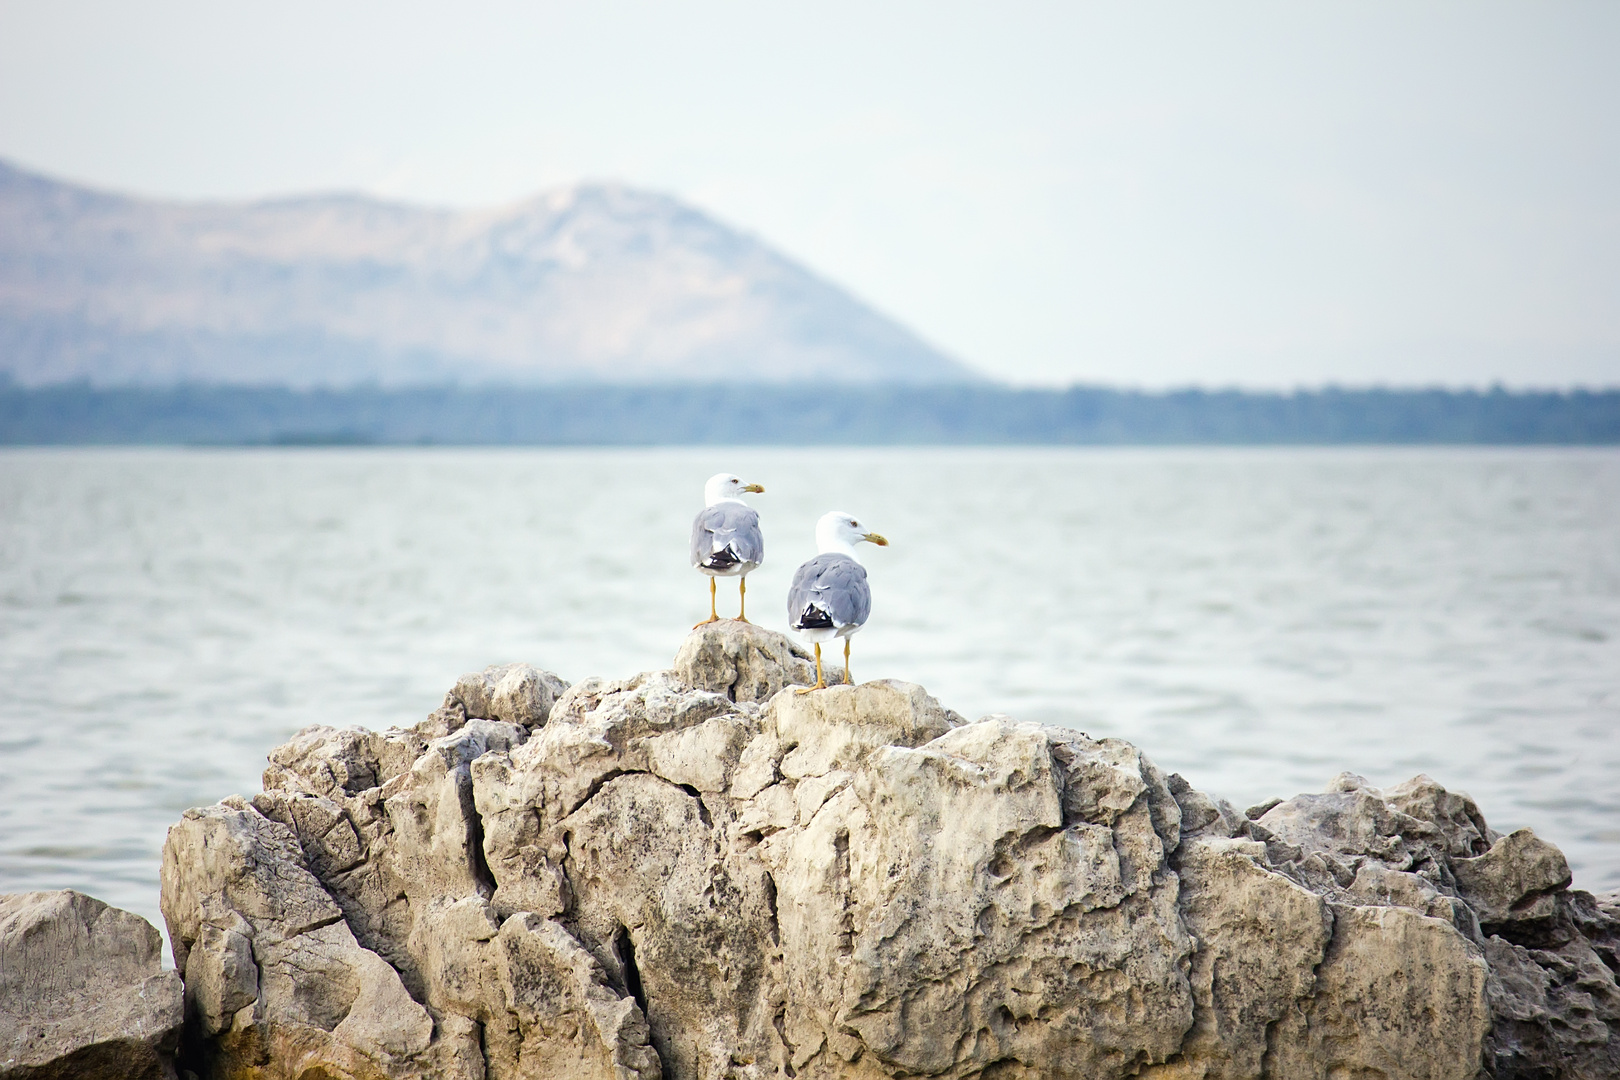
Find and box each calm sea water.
[1,447,1617,942]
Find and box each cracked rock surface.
[1,889,183,1080]
[160,621,1620,1079]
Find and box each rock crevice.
[152,621,1620,1080]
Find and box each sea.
[1,446,1617,947]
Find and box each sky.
[1,1,1617,389]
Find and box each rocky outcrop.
[160,624,1620,1080]
[673,622,849,703]
[0,889,183,1080]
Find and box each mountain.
[0,160,977,387]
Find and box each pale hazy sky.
[2,1,1617,388]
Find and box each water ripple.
[1,445,1617,940]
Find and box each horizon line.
[4,379,1619,397]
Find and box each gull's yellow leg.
[736,576,750,623]
[843,638,852,684]
[795,643,826,693]
[694,577,720,627]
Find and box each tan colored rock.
[557,771,780,1079]
[472,670,739,923]
[1382,773,1497,859]
[764,717,1194,1079]
[1266,905,1491,1080]
[262,723,425,802]
[767,679,962,779]
[1451,827,1572,931]
[1138,837,1330,1080]
[673,620,846,702]
[1196,770,1620,1079]
[161,797,438,1079]
[0,890,183,1080]
[160,627,1620,1080]
[495,913,660,1079]
[451,662,570,729]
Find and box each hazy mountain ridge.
[0,160,976,386]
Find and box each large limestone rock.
[1155,771,1620,1080]
[0,889,183,1080]
[162,621,1620,1079]
[673,620,848,702]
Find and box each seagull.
[691,472,766,625]
[787,511,889,691]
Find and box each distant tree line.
[1,382,1618,445]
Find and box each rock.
[673,620,847,702]
[0,889,183,1080]
[1139,837,1330,1080]
[765,717,1193,1078]
[1239,771,1620,1079]
[162,797,438,1078]
[495,913,660,1078]
[160,629,1620,1079]
[1264,904,1491,1080]
[767,678,963,779]
[1452,828,1573,937]
[261,722,426,800]
[450,663,570,730]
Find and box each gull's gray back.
[691,501,765,573]
[787,553,871,630]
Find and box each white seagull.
[787,510,889,691]
[691,472,765,625]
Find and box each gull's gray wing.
[691,502,764,571]
[787,553,871,630]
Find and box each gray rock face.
[161,622,1620,1079]
[0,889,183,1080]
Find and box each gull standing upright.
[691,473,766,624]
[787,511,889,691]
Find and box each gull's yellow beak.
[743,483,765,493]
[862,532,889,547]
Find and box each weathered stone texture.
[158,622,1620,1080]
[674,620,848,702]
[0,889,183,1080]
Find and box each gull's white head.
[815,510,889,561]
[704,472,764,505]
